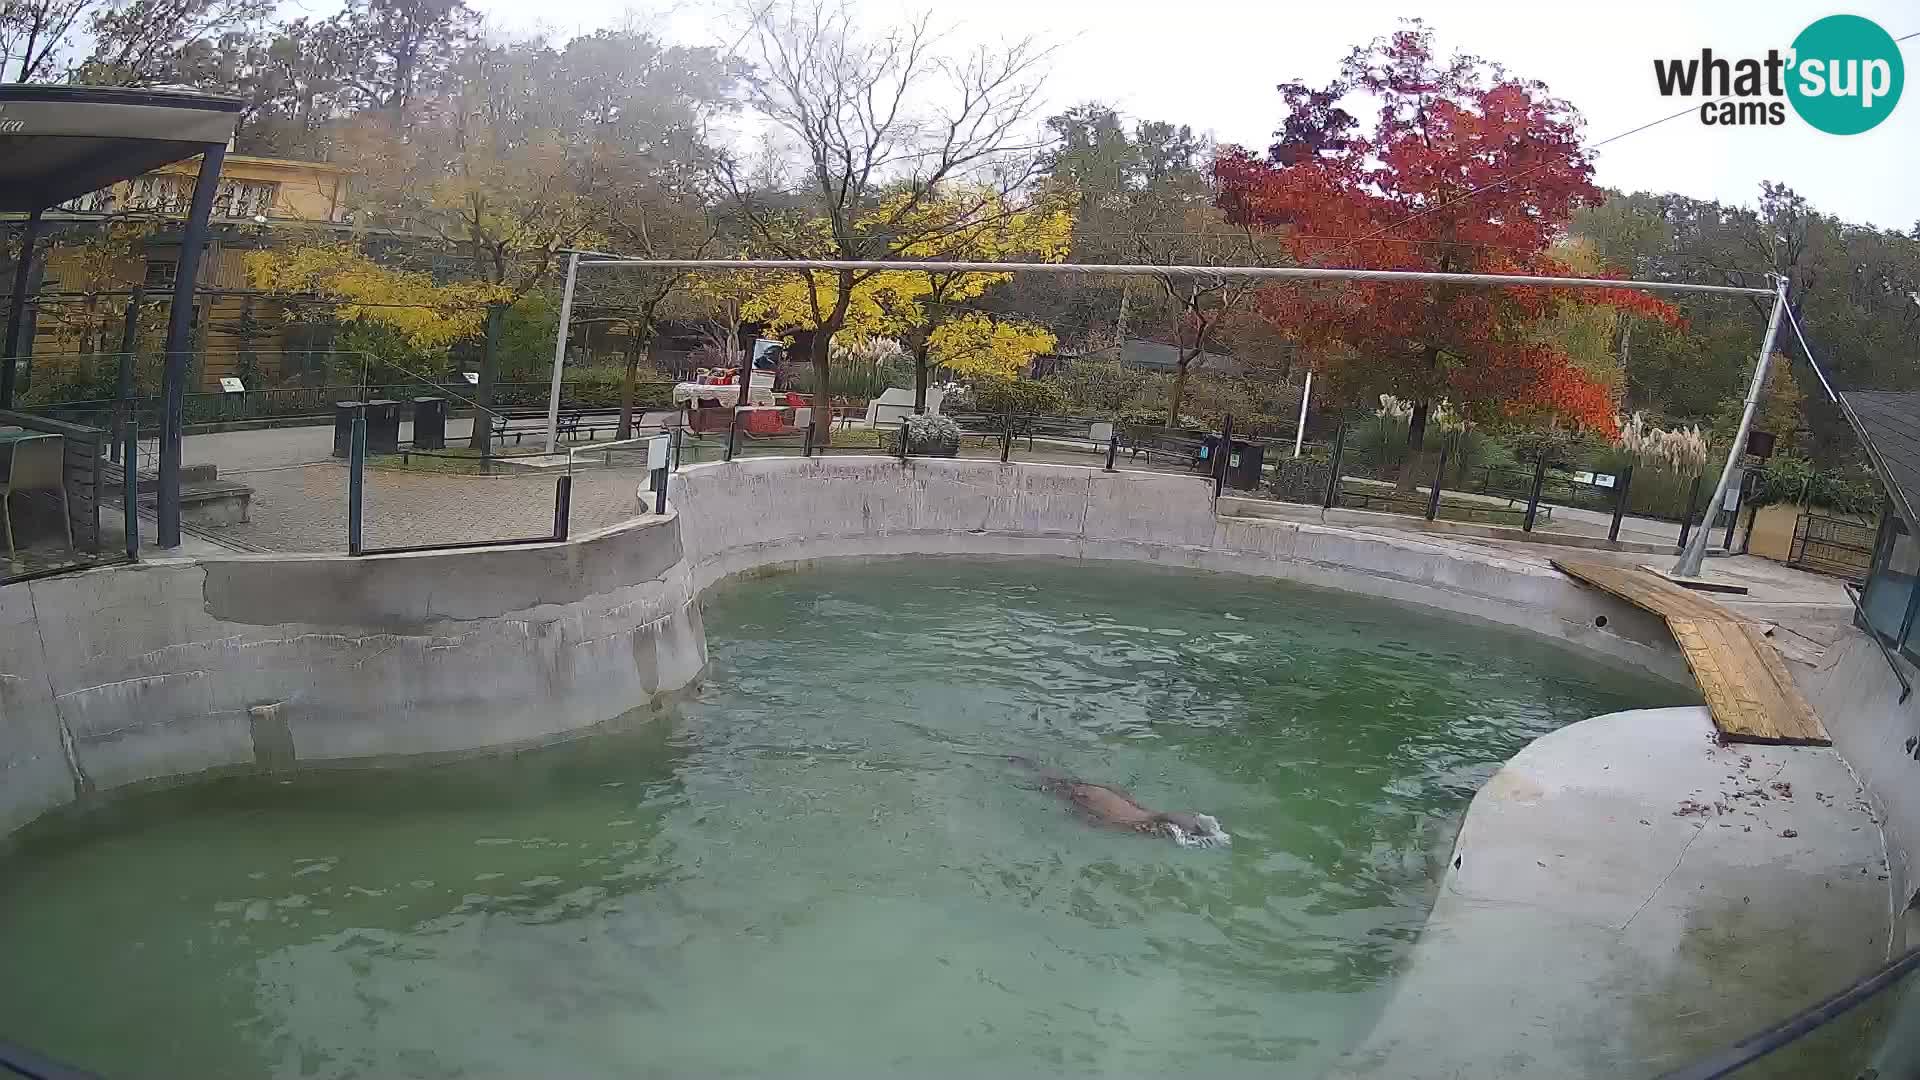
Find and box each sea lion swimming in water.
[1005,756,1231,848]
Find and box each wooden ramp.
[1552,559,1830,746]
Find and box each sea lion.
[1007,756,1231,848]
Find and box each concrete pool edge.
[1329,706,1889,1079]
[0,512,707,838]
[673,456,1695,688]
[0,453,1739,844]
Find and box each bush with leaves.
[489,367,674,410]
[970,376,1068,416]
[885,414,962,456]
[1747,455,1881,515]
[1051,360,1149,416]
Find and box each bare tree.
[716,0,1051,443]
[1134,202,1260,425]
[1,0,91,81]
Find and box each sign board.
[463,371,480,385]
[1572,470,1594,485]
[1088,421,1114,443]
[1593,473,1616,489]
[1722,467,1745,511]
[218,377,245,393]
[646,434,671,471]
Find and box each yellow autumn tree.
[245,242,513,350]
[928,313,1056,380]
[742,186,1073,410]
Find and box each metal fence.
[1790,513,1876,581]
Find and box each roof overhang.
[0,86,242,213]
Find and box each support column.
[1674,276,1787,577]
[1,206,43,409]
[157,143,226,549]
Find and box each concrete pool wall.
[0,513,705,838]
[2,454,1694,840]
[673,456,1692,684]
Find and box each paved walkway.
[156,418,666,553]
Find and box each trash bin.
[363,399,401,454]
[1224,439,1265,491]
[331,401,365,458]
[413,397,447,449]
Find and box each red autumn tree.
[1215,21,1678,451]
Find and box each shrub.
[1748,455,1880,514]
[971,376,1067,416]
[885,414,962,456]
[1051,359,1149,415]
[490,367,673,410]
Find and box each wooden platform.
[1552,558,1830,745]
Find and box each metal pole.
[653,467,667,514]
[802,418,814,457]
[1675,277,1787,577]
[1323,419,1347,509]
[1609,465,1634,543]
[1212,414,1235,499]
[1678,475,1703,551]
[725,408,740,461]
[544,251,580,454]
[1426,436,1451,521]
[347,409,365,556]
[1293,370,1312,458]
[672,423,684,472]
[158,142,226,550]
[552,474,572,541]
[1,206,42,410]
[575,257,1777,298]
[898,419,910,462]
[1105,433,1119,472]
[122,413,139,561]
[1000,408,1013,463]
[110,287,143,465]
[1723,473,1742,551]
[1523,455,1548,532]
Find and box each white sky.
[472,0,1920,231]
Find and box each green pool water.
[0,558,1677,1078]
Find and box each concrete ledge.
[673,456,1692,686]
[1334,707,1887,1079]
[0,513,706,838]
[1219,495,1684,555]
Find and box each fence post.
[725,408,740,461]
[1105,433,1118,472]
[654,465,668,515]
[1608,465,1634,543]
[1722,469,1742,551]
[1425,436,1451,521]
[898,419,911,463]
[110,290,142,465]
[1677,474,1703,551]
[1323,419,1347,509]
[1523,454,1548,532]
[552,474,572,541]
[347,409,365,556]
[802,419,814,458]
[122,413,139,561]
[1000,408,1013,463]
[1212,414,1236,498]
[671,424,684,472]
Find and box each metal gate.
[1789,512,1875,581]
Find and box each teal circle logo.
[1787,14,1903,134]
